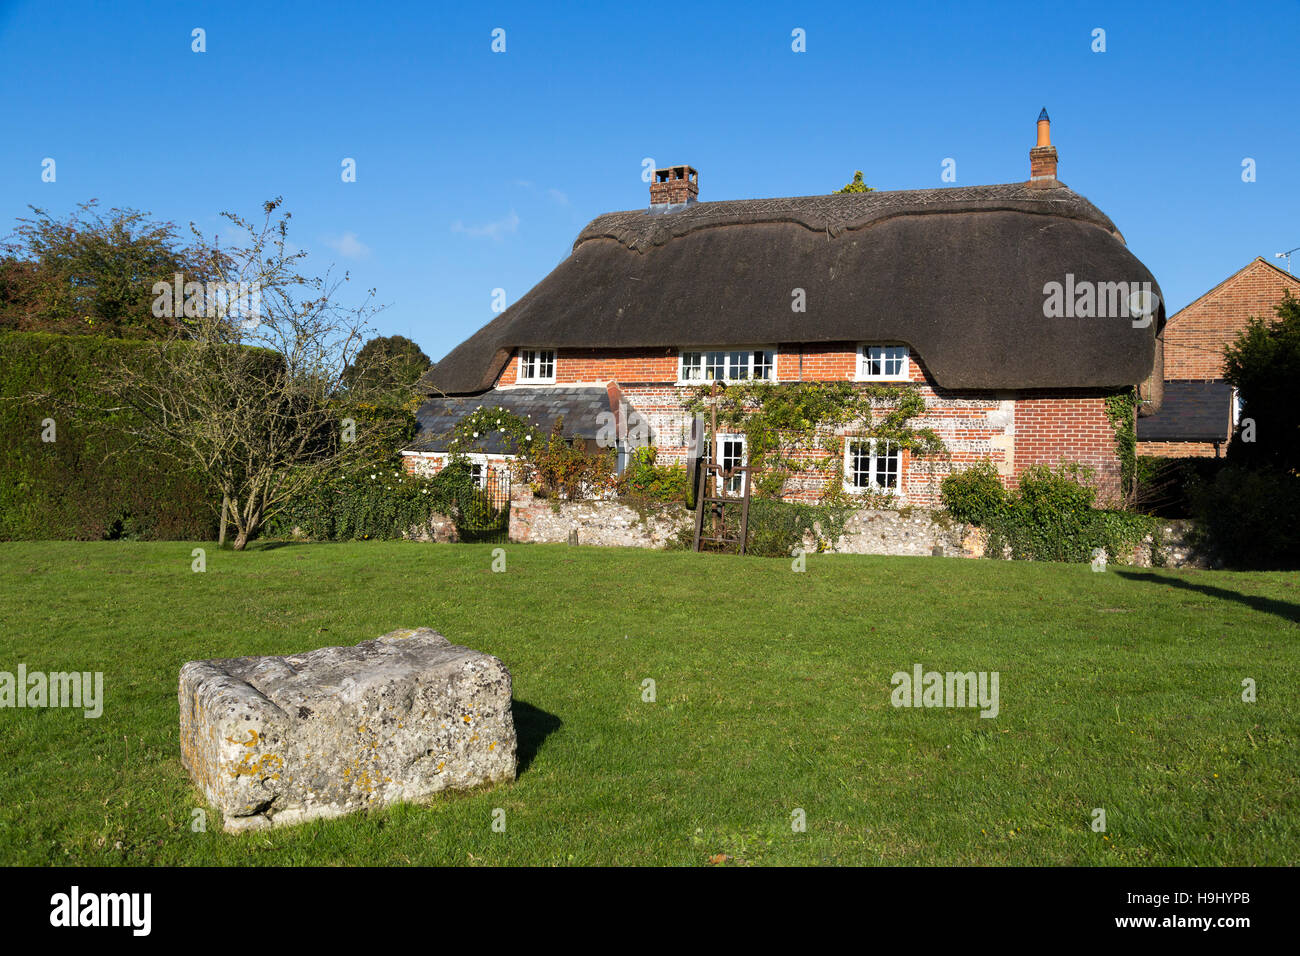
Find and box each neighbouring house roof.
[1165,256,1296,325]
[1136,381,1234,443]
[421,181,1164,396]
[405,386,616,455]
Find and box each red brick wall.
[1163,258,1296,381]
[494,343,912,386]
[1012,390,1122,504]
[1135,440,1223,459]
[481,345,1123,507]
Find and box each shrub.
[0,331,217,540]
[1222,289,1300,474]
[1135,456,1228,518]
[616,446,688,503]
[981,462,1154,563]
[740,498,853,558]
[264,457,487,541]
[940,461,1008,525]
[1190,466,1300,569]
[522,421,614,500]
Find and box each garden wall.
[507,484,1203,567]
[509,485,687,549]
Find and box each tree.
[100,198,387,550]
[341,334,432,401]
[837,171,875,194]
[1223,289,1300,473]
[0,201,208,337]
[1189,290,1300,568]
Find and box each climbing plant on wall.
[682,381,945,501]
[1104,387,1139,501]
[445,406,534,456]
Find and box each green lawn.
[1,540,1295,866]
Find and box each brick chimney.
[649,165,698,205]
[1029,108,1058,185]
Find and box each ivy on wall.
[682,381,945,502]
[1104,387,1139,500]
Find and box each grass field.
[1,540,1296,866]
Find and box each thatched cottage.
[407,111,1165,506]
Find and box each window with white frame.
[679,348,775,384]
[469,462,488,489]
[703,433,748,494]
[844,438,900,492]
[518,348,556,383]
[856,345,909,381]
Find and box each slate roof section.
[421,181,1164,396]
[1136,381,1235,443]
[405,386,615,455]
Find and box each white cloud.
[546,188,569,206]
[322,231,371,259]
[450,209,520,241]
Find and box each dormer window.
[856,345,909,381]
[679,348,775,384]
[518,348,556,384]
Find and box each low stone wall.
[404,513,459,543]
[506,484,1202,567]
[815,509,981,558]
[509,486,688,548]
[1132,520,1204,568]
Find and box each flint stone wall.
[509,484,689,549]
[812,509,977,557]
[506,484,1201,567]
[179,627,516,833]
[404,513,459,543]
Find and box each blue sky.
[2,0,1296,362]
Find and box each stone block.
[179,628,516,832]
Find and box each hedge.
[0,331,218,540]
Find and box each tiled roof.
[1137,382,1234,443]
[405,386,614,454]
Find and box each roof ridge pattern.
[577,182,1119,251]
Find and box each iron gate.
[456,467,511,544]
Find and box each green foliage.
[683,381,943,501]
[446,406,533,457]
[939,461,1008,526]
[0,201,207,338]
[743,498,854,557]
[1104,388,1139,499]
[1190,466,1300,569]
[979,462,1156,564]
[0,332,217,540]
[340,334,432,401]
[335,400,420,462]
[1175,290,1300,568]
[1223,289,1300,473]
[616,446,688,503]
[524,420,614,499]
[264,456,488,541]
[837,171,875,194]
[446,408,615,501]
[1135,455,1228,518]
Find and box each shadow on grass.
[234,540,314,552]
[512,699,562,775]
[1115,569,1300,626]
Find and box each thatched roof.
[422,181,1164,395]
